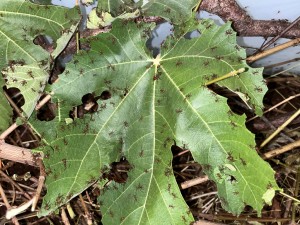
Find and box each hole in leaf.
[69,93,98,119]
[3,87,25,110]
[6,124,41,149]
[36,98,56,121]
[49,59,65,84]
[33,35,54,52]
[99,90,111,100]
[146,22,173,57]
[228,175,237,183]
[102,157,132,183]
[184,30,201,39]
[208,84,252,116]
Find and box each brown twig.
[31,159,45,211]
[181,176,209,189]
[200,0,300,39]
[0,140,39,166]
[263,138,300,159]
[0,169,31,200]
[35,93,53,111]
[61,207,71,225]
[79,194,93,225]
[260,109,300,148]
[247,38,300,63]
[0,123,18,140]
[193,212,295,222]
[260,16,300,51]
[0,183,20,225]
[193,220,225,225]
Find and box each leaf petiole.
[205,68,246,85]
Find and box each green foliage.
[31,18,278,221]
[88,0,198,28]
[0,0,80,123]
[0,78,12,132]
[1,1,279,224]
[98,0,198,22]
[0,0,79,69]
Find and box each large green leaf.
[31,19,278,222]
[0,0,80,124]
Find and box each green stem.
[205,68,246,85]
[193,0,203,13]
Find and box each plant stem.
[193,0,203,12]
[205,68,245,85]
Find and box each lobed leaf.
[31,19,278,222]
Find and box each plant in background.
[0,0,279,224]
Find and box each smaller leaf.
[96,0,198,25]
[87,8,139,29]
[3,64,48,117]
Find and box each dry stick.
[79,194,93,225]
[247,38,300,63]
[0,93,52,165]
[247,94,300,123]
[195,212,294,222]
[260,16,300,51]
[0,140,38,166]
[264,58,300,69]
[3,91,22,117]
[181,176,209,190]
[0,91,53,140]
[263,138,300,159]
[260,109,300,148]
[61,207,71,225]
[0,123,19,140]
[291,167,300,224]
[193,220,225,225]
[0,170,31,200]
[35,93,53,110]
[279,192,300,204]
[31,159,45,211]
[66,203,76,219]
[0,184,20,225]
[174,149,190,158]
[6,198,34,220]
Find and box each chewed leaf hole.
[102,157,132,184]
[99,90,111,100]
[184,29,201,39]
[33,35,54,52]
[4,87,25,109]
[37,98,56,121]
[69,93,98,119]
